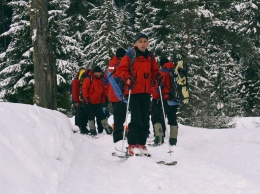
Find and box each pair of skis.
[156,161,178,166]
[112,148,177,166]
[112,147,151,158]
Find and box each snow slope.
[1,102,260,194]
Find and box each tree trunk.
[30,0,57,109]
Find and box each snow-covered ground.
[1,102,260,194]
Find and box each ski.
[112,152,151,158]
[156,161,178,166]
[112,147,131,158]
[113,147,151,158]
[115,147,127,153]
[84,134,99,139]
[147,143,163,147]
[134,153,151,157]
[112,152,131,158]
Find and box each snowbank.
[0,102,75,194]
[229,117,260,129]
[1,102,260,194]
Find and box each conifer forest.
[0,0,259,128]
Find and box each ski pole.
[121,89,131,156]
[158,86,173,155]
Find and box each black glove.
[126,76,135,89]
[85,98,89,104]
[155,73,163,85]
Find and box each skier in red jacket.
[82,66,112,136]
[106,48,127,143]
[116,33,162,156]
[71,68,89,134]
[151,57,179,146]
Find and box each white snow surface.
[1,102,260,194]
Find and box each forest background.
[0,0,259,128]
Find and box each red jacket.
[71,69,89,103]
[82,71,106,104]
[106,55,122,102]
[117,47,159,95]
[72,78,81,103]
[152,61,175,100]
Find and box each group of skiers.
[71,33,180,156]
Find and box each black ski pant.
[86,103,106,123]
[112,101,127,142]
[74,103,88,133]
[151,99,178,129]
[151,99,165,135]
[128,93,151,145]
[96,118,104,133]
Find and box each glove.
[155,73,163,85]
[126,76,135,89]
[85,98,89,104]
[74,99,83,107]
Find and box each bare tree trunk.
[29,0,57,109]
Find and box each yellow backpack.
[175,60,190,104]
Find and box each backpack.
[71,69,93,99]
[78,69,92,85]
[79,70,94,97]
[168,60,189,104]
[106,48,136,103]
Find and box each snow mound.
[0,102,75,194]
[229,117,260,129]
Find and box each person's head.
[116,48,126,59]
[134,33,149,52]
[93,66,102,77]
[159,57,169,67]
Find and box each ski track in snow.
[58,128,260,194]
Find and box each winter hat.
[93,66,102,73]
[134,33,148,43]
[116,48,126,58]
[159,57,169,66]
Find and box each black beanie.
[116,48,126,58]
[160,57,169,66]
[134,33,148,43]
[93,66,102,72]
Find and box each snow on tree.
[0,0,33,103]
[133,0,160,51]
[229,0,260,116]
[84,0,132,69]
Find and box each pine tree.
[149,1,244,127]
[0,0,33,104]
[148,1,175,58]
[84,0,132,69]
[133,0,160,50]
[230,0,260,116]
[0,0,12,53]
[48,0,88,112]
